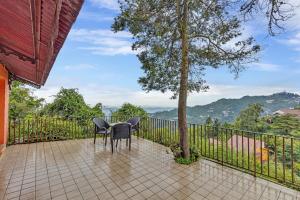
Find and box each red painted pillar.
[0,64,9,154]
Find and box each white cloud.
[89,0,120,11]
[286,32,300,45]
[64,64,96,71]
[69,29,135,56]
[251,63,280,72]
[34,83,299,107]
[279,1,300,52]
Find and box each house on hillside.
[227,135,264,153]
[209,135,268,161]
[227,135,268,161]
[273,109,300,119]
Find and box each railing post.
[275,136,277,179]
[13,119,16,145]
[193,124,195,147]
[291,138,294,184]
[282,137,286,183]
[253,132,256,177]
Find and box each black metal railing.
[8,116,300,189]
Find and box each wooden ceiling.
[0,0,84,87]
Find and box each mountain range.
[152,92,300,124]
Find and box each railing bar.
[254,132,256,177]
[267,135,270,177]
[209,126,211,158]
[193,124,196,147]
[275,136,277,179]
[200,125,203,155]
[44,117,47,141]
[221,127,223,165]
[204,125,207,155]
[283,137,286,182]
[18,119,21,144]
[236,131,238,167]
[248,132,250,171]
[197,124,199,149]
[231,129,233,165]
[291,138,294,183]
[260,134,263,175]
[27,119,30,143]
[242,131,244,169]
[40,118,42,142]
[212,126,215,159]
[216,126,219,161]
[13,120,16,145]
[226,129,228,163]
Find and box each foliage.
[206,117,213,125]
[239,0,295,36]
[8,117,94,144]
[269,115,300,136]
[170,143,200,165]
[9,81,44,120]
[113,1,260,98]
[112,103,148,118]
[41,88,103,125]
[234,103,263,131]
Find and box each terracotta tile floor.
[0,137,299,200]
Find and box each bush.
[169,143,201,165]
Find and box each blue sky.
[34,0,300,107]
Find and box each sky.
[33,0,300,108]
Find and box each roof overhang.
[0,0,84,88]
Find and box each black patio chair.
[92,118,110,146]
[110,123,131,153]
[127,117,140,133]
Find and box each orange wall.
[0,64,9,153]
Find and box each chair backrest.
[111,123,131,139]
[93,118,110,130]
[127,117,140,127]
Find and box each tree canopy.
[9,81,44,120]
[42,88,104,124]
[113,0,260,98]
[112,103,148,118]
[234,103,263,131]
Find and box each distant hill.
[152,92,300,124]
[102,106,175,116]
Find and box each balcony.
[1,116,299,200]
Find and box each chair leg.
[126,139,128,146]
[104,134,107,146]
[116,139,119,148]
[111,139,114,153]
[129,137,131,151]
[94,133,96,144]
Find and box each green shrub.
[169,143,201,165]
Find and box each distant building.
[227,135,265,153]
[229,135,268,161]
[273,109,300,119]
[209,135,268,161]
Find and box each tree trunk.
[178,0,190,159]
